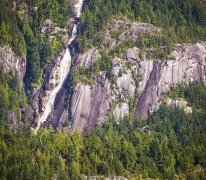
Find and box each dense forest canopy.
[78,0,206,51]
[0,72,27,125]
[0,83,206,179]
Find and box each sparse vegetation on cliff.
[0,0,73,88]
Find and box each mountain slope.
[0,0,206,179]
[0,83,206,179]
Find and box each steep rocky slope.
[0,46,26,80]
[1,2,205,132]
[21,15,206,132]
[133,43,206,120]
[70,41,206,131]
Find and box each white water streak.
[75,0,84,18]
[35,0,84,133]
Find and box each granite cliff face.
[133,42,206,120]
[17,14,205,132]
[0,46,26,80]
[70,75,112,130]
[76,47,101,68]
[69,42,206,131]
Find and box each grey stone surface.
[166,97,193,114]
[102,17,160,51]
[76,47,101,69]
[117,70,135,98]
[133,42,206,120]
[0,46,26,80]
[70,75,112,131]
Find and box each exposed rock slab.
[117,70,135,98]
[70,83,92,130]
[102,17,161,51]
[133,42,206,120]
[114,103,129,121]
[76,47,101,69]
[0,46,26,80]
[70,75,112,131]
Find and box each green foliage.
[0,0,72,89]
[25,42,41,88]
[0,1,206,179]
[0,72,27,124]
[168,82,206,109]
[1,83,206,179]
[79,0,206,52]
[75,0,206,85]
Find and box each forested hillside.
[0,0,73,132]
[0,0,206,179]
[78,0,206,51]
[0,72,27,127]
[0,83,206,179]
[0,0,72,88]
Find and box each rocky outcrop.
[0,46,26,80]
[117,70,135,98]
[65,42,206,131]
[133,42,206,120]
[126,47,141,62]
[113,103,129,121]
[166,97,192,114]
[70,75,112,131]
[76,47,101,69]
[70,83,92,130]
[41,19,68,42]
[102,17,161,51]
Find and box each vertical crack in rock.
[133,42,206,122]
[133,61,163,121]
[87,79,109,130]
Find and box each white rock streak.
[35,0,84,133]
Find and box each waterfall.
[75,0,84,18]
[35,0,84,133]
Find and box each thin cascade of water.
[35,49,71,132]
[35,0,84,133]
